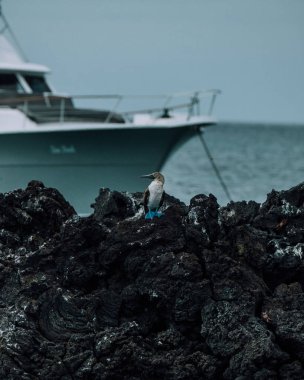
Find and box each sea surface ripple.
[164,122,304,206]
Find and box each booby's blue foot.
[145,211,156,220]
[145,210,164,220]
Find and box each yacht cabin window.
[0,73,24,94]
[23,75,51,94]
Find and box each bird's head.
[140,172,165,184]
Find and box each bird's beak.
[140,173,154,179]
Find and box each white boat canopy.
[0,34,50,73]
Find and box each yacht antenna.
[0,0,28,61]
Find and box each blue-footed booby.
[141,172,165,220]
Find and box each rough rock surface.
[0,182,304,379]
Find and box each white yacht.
[0,8,220,214]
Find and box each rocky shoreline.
[0,180,304,379]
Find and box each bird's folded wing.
[143,188,150,213]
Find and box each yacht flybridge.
[0,6,220,214]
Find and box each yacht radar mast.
[0,0,28,61]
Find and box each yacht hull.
[0,126,196,214]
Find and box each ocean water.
[163,123,304,206]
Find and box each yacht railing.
[0,89,221,124]
[71,90,221,119]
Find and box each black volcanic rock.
[0,181,304,378]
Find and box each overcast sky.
[4,0,304,124]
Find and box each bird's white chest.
[148,181,163,209]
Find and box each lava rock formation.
[0,181,304,379]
